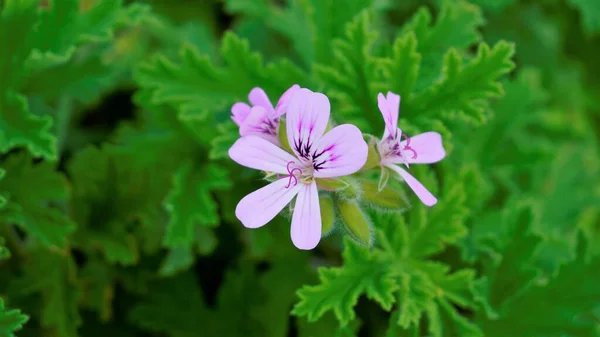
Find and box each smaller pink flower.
[229,88,368,250]
[231,84,300,145]
[377,91,446,206]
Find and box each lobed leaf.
[293,238,398,326]
[0,298,29,337]
[0,153,74,248]
[135,32,307,124]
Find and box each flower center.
[378,134,418,162]
[284,161,313,188]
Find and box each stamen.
[285,161,303,188]
[401,134,417,159]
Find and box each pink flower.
[229,88,369,250]
[376,92,446,206]
[231,84,300,145]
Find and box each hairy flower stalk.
[231,84,300,145]
[375,92,446,206]
[229,88,368,249]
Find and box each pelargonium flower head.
[376,91,446,206]
[231,84,300,145]
[229,88,368,250]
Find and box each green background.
[0,0,599,336]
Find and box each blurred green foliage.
[0,0,599,336]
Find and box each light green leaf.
[405,40,515,125]
[135,32,307,123]
[399,0,484,92]
[292,238,398,326]
[0,298,28,337]
[26,0,132,70]
[0,153,74,248]
[385,32,421,99]
[0,91,57,160]
[314,10,384,132]
[209,121,239,160]
[226,0,372,66]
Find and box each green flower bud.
[338,199,372,246]
[361,180,410,210]
[319,195,335,236]
[316,177,351,191]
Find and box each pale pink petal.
[229,135,297,174]
[231,102,251,126]
[238,106,279,144]
[286,88,330,159]
[312,124,369,178]
[290,181,321,250]
[378,92,400,139]
[387,164,437,206]
[248,87,275,112]
[401,132,446,164]
[236,179,302,228]
[274,84,300,117]
[239,106,269,136]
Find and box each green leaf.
[0,298,28,337]
[0,153,74,248]
[13,250,81,337]
[292,237,398,326]
[0,92,57,160]
[67,146,167,264]
[158,245,195,277]
[226,0,372,66]
[480,233,600,337]
[307,0,374,63]
[401,169,469,259]
[297,313,362,337]
[209,121,238,160]
[80,260,115,322]
[483,207,542,309]
[567,0,600,34]
[405,40,515,125]
[26,0,131,70]
[400,0,485,91]
[314,10,384,132]
[385,32,421,99]
[163,161,231,248]
[135,32,307,123]
[0,0,38,89]
[128,272,208,337]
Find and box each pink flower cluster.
[229,86,445,250]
